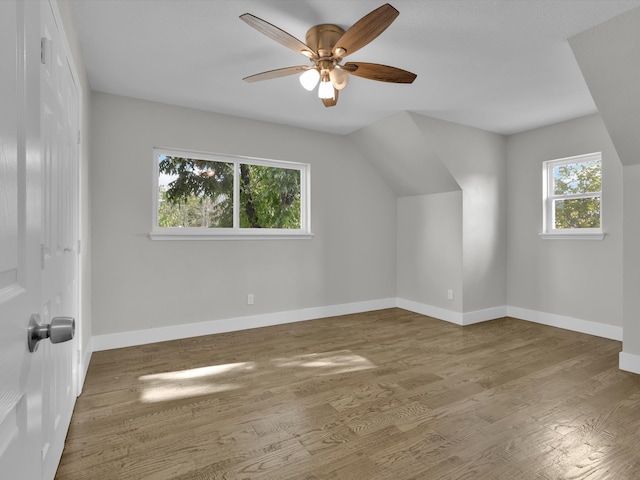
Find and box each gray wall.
[569,6,640,365]
[90,93,623,340]
[397,191,463,311]
[90,92,397,335]
[623,165,640,354]
[351,111,507,316]
[506,114,623,326]
[409,113,508,313]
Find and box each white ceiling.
[71,0,640,136]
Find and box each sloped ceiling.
[71,0,640,136]
[570,7,640,166]
[349,112,460,197]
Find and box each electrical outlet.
[247,293,254,305]
[447,289,454,300]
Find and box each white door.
[40,0,80,477]
[0,1,80,478]
[0,1,45,479]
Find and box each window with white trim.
[541,152,603,239]
[151,148,311,240]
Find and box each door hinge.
[77,129,81,145]
[40,244,45,269]
[40,37,48,65]
[77,239,82,255]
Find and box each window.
[541,152,604,240]
[151,148,311,240]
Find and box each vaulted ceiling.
[71,0,640,135]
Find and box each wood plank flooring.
[55,309,640,479]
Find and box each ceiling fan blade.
[343,62,417,83]
[243,66,310,83]
[240,13,317,59]
[321,89,339,107]
[332,3,399,58]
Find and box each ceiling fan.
[240,3,417,107]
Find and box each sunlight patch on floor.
[139,382,241,403]
[137,351,375,403]
[271,350,376,376]
[140,362,256,381]
[138,362,255,403]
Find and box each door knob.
[27,314,75,352]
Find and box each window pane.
[158,155,233,228]
[554,197,600,229]
[239,164,301,229]
[553,160,601,195]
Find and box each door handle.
[27,314,75,352]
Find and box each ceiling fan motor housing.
[305,24,345,58]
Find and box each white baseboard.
[78,337,93,395]
[395,299,622,340]
[395,298,464,325]
[619,351,640,374]
[90,298,625,373]
[506,306,622,341]
[92,298,396,351]
[395,299,507,326]
[462,305,508,325]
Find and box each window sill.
[539,232,606,241]
[149,229,314,241]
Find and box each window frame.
[540,152,604,240]
[150,147,312,240]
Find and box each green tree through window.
[158,156,234,228]
[158,154,302,230]
[543,153,602,235]
[552,160,601,229]
[239,164,300,229]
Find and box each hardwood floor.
[56,309,640,479]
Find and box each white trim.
[45,3,86,480]
[396,298,464,325]
[506,306,622,340]
[0,285,26,304]
[462,305,508,325]
[619,351,640,374]
[149,230,314,241]
[542,151,602,235]
[396,301,623,341]
[89,299,627,373]
[395,299,507,326]
[152,147,311,238]
[92,298,396,351]
[539,232,606,240]
[78,337,93,395]
[49,0,82,96]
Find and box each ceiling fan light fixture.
[318,73,334,99]
[334,46,347,57]
[241,4,416,108]
[329,67,349,90]
[299,68,320,91]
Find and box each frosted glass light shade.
[318,79,334,99]
[329,68,349,90]
[299,69,320,91]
